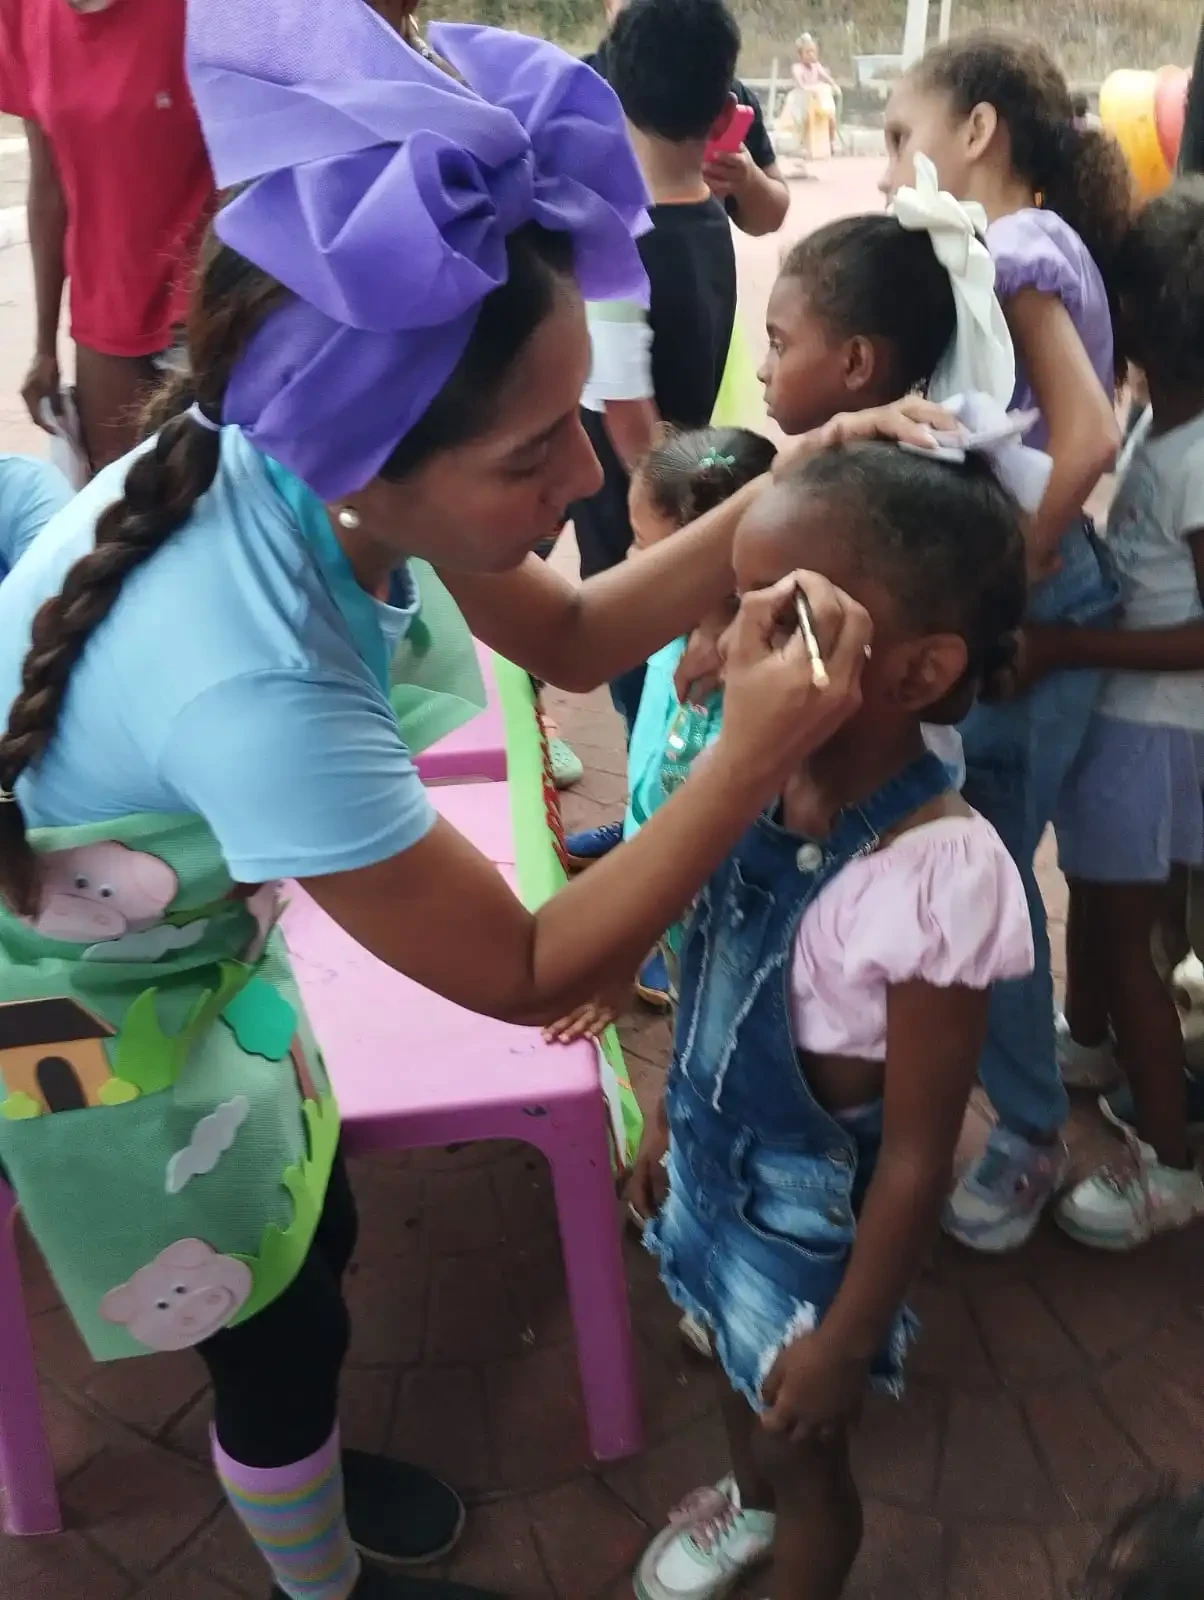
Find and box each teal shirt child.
[624,637,723,840]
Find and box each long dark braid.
[0,240,286,914]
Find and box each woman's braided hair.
[0,214,575,916]
[0,239,282,914]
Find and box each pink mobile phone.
[704,102,754,163]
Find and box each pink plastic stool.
[0,1180,61,1534]
[414,641,508,785]
[283,783,642,1462]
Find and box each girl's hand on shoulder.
[773,397,960,478]
[713,571,871,798]
[761,1330,868,1443]
[541,987,627,1045]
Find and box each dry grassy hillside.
[459,0,1201,81]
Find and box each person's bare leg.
[753,1425,862,1599]
[1156,866,1191,988]
[716,1373,774,1511]
[1065,878,1110,1048]
[73,343,159,473]
[1093,880,1191,1169]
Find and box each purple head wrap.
[185,0,651,498]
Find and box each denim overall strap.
[672,750,951,1149]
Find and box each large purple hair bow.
[185,0,651,498]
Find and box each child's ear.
[893,635,969,712]
[842,336,878,394]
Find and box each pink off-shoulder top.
[789,814,1033,1059]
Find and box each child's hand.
[541,991,625,1045]
[626,1098,670,1223]
[761,1331,868,1444]
[775,397,959,475]
[674,624,724,706]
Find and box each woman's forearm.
[519,740,775,1020]
[307,734,776,1026]
[25,122,66,357]
[441,474,764,692]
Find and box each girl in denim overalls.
[881,32,1130,1250]
[634,445,1034,1600]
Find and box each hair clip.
[698,450,736,469]
[186,402,222,433]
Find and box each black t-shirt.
[570,196,737,579]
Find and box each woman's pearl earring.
[336,506,361,531]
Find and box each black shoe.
[343,1450,466,1567]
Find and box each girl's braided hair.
[0,219,574,915]
[637,426,777,529]
[782,440,1027,719]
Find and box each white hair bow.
[905,391,1052,512]
[890,153,1016,410]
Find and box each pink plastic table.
[413,641,508,784]
[282,781,642,1463]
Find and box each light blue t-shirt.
[0,454,73,580]
[0,429,435,882]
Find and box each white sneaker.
[634,1477,774,1600]
[1055,1141,1204,1250]
[944,1125,1069,1252]
[1055,1012,1120,1090]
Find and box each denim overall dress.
[645,751,951,1409]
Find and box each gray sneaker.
[944,1125,1068,1252]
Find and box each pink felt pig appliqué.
[32,842,178,943]
[99,1239,252,1351]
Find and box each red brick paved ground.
[2,158,1202,1600]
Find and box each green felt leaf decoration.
[112,962,250,1095]
[0,1091,43,1121]
[221,977,296,1061]
[229,1094,340,1326]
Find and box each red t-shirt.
[0,0,215,357]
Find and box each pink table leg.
[0,1183,60,1535]
[538,1096,643,1462]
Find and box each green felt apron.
[0,459,487,1363]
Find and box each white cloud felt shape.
[165,1096,251,1195]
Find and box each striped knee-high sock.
[213,1426,361,1599]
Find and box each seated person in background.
[0,454,72,581]
[784,32,840,153]
[585,0,789,236]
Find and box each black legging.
[198,1153,358,1467]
